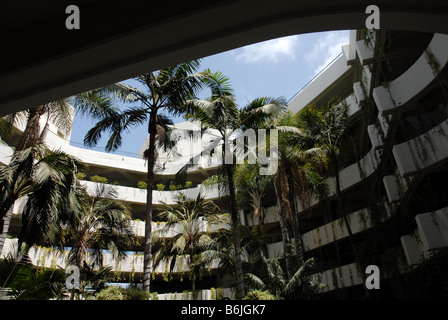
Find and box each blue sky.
[69,30,350,157]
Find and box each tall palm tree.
[182,70,286,298]
[0,143,83,253]
[152,193,225,298]
[0,91,116,250]
[297,100,369,293]
[0,91,116,152]
[272,110,328,269]
[83,60,207,292]
[0,100,73,152]
[297,101,353,240]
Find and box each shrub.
[76,172,86,180]
[169,183,178,191]
[185,181,193,188]
[95,286,156,300]
[90,175,108,184]
[156,184,165,191]
[137,181,147,189]
[243,290,276,300]
[95,286,125,300]
[124,287,151,300]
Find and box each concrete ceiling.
[2,0,448,116]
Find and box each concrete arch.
[1,0,448,115]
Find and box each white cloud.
[304,31,350,77]
[233,35,300,64]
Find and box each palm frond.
[244,273,266,291]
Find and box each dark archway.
[1,0,448,115]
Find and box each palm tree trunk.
[143,111,157,292]
[286,182,304,266]
[273,176,294,279]
[225,163,245,299]
[279,162,304,266]
[17,106,45,151]
[189,256,196,300]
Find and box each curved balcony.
[1,238,220,274]
[312,262,363,292]
[401,206,448,266]
[372,33,448,116]
[0,140,13,165]
[393,118,448,177]
[302,203,390,252]
[296,146,381,213]
[130,216,230,239]
[80,180,221,206]
[266,203,391,259]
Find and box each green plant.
[82,60,207,293]
[95,286,125,300]
[156,183,165,191]
[185,181,193,188]
[124,287,151,300]
[89,175,108,184]
[55,184,133,271]
[244,256,325,299]
[153,193,226,298]
[76,172,86,180]
[243,290,276,300]
[169,183,178,191]
[181,71,286,298]
[95,285,154,300]
[137,181,147,189]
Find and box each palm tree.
[234,162,272,228]
[297,100,369,293]
[50,184,133,300]
[78,262,113,298]
[55,184,133,270]
[0,91,116,152]
[0,246,66,300]
[0,143,83,253]
[182,70,286,298]
[0,91,116,250]
[272,110,328,269]
[244,256,325,300]
[83,60,207,292]
[193,214,269,297]
[0,100,73,152]
[152,192,225,298]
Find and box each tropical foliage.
[0,247,65,300]
[0,59,363,301]
[0,143,83,252]
[51,184,134,270]
[244,257,325,300]
[152,192,227,297]
[182,70,286,298]
[83,60,207,292]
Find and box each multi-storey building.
[2,28,448,299]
